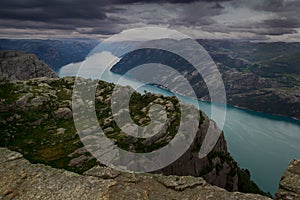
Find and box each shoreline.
[227,103,300,123]
[109,71,300,123]
[60,71,300,124]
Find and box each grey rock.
[29,118,43,126]
[56,128,66,136]
[68,155,93,167]
[96,96,104,102]
[38,83,51,88]
[104,116,113,126]
[166,102,175,111]
[7,114,21,122]
[84,166,121,179]
[30,96,48,107]
[0,51,58,81]
[104,127,114,133]
[155,174,206,191]
[68,147,88,158]
[16,93,33,107]
[0,147,271,200]
[54,108,73,119]
[275,159,300,200]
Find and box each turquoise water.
[137,82,300,196]
[60,64,300,196]
[222,106,300,196]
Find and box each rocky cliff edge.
[276,159,300,200]
[0,147,271,200]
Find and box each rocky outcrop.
[156,114,239,192]
[0,77,268,196]
[0,147,271,200]
[0,51,58,80]
[54,107,73,119]
[275,159,300,200]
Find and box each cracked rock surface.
[0,147,271,200]
[0,51,58,81]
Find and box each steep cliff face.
[0,51,58,80]
[156,115,239,192]
[0,77,268,196]
[0,147,271,200]
[276,159,300,199]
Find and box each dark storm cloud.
[0,1,107,22]
[0,0,228,36]
[253,19,300,36]
[106,0,230,4]
[250,0,300,30]
[252,0,299,12]
[245,0,300,37]
[259,18,300,30]
[0,0,118,35]
[0,0,228,22]
[235,0,300,24]
[0,0,299,40]
[212,17,300,36]
[208,0,300,39]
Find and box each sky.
[0,0,300,42]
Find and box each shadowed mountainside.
[0,39,98,72]
[110,40,300,120]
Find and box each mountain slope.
[0,51,58,80]
[0,39,98,72]
[110,41,300,120]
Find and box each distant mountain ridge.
[198,39,300,83]
[1,38,299,119]
[110,39,300,120]
[0,39,98,72]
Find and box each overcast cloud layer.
[0,0,299,41]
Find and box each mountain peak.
[0,50,58,81]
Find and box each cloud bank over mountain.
[0,0,299,41]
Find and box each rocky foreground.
[1,147,300,199]
[0,147,271,200]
